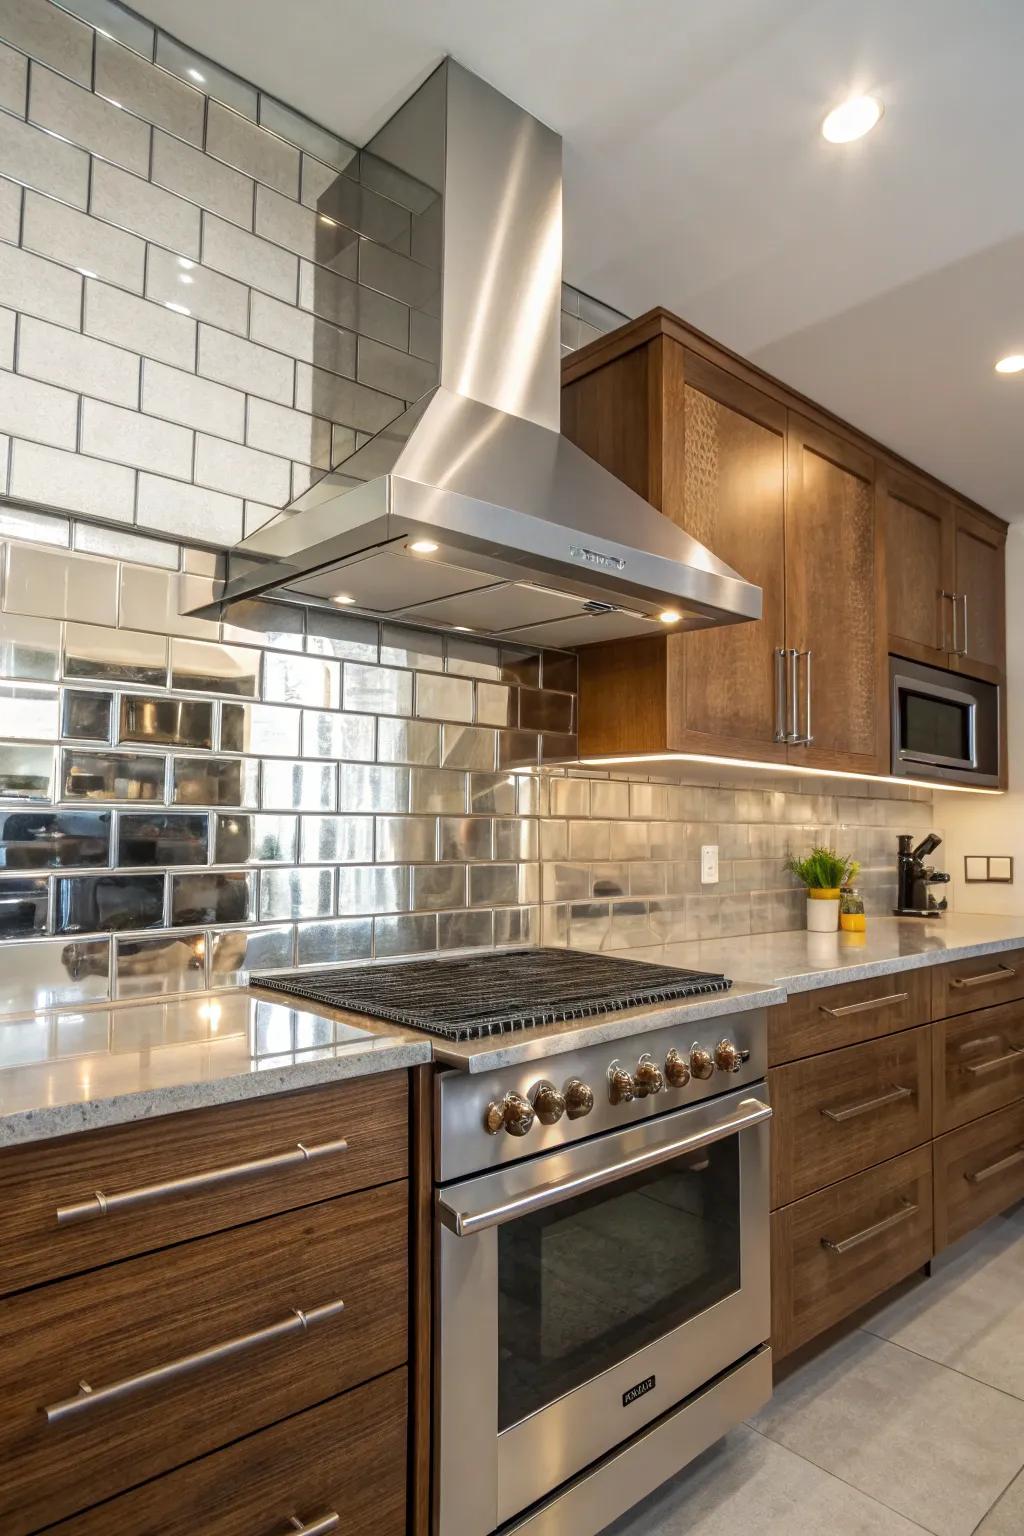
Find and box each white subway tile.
[0,175,20,242]
[94,34,204,146]
[0,0,93,85]
[146,245,248,336]
[60,0,153,59]
[0,244,82,328]
[0,370,77,448]
[0,109,89,207]
[141,359,245,441]
[254,184,319,259]
[298,259,408,349]
[249,290,355,374]
[246,395,331,467]
[29,64,150,176]
[9,438,135,520]
[136,472,243,545]
[259,98,355,174]
[151,131,254,230]
[357,336,435,400]
[23,187,145,291]
[202,212,297,301]
[3,543,118,623]
[74,521,177,568]
[119,564,219,638]
[0,431,8,492]
[0,39,27,114]
[243,499,280,536]
[80,397,193,478]
[85,279,196,370]
[194,432,290,503]
[0,306,13,370]
[206,100,299,197]
[197,323,293,406]
[18,314,139,407]
[90,160,200,261]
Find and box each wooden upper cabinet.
[785,416,886,773]
[886,470,955,668]
[952,505,1006,682]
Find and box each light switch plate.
[701,844,719,884]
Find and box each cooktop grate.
[253,948,732,1042]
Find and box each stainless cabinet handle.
[950,964,1017,990]
[964,1043,1024,1077]
[965,1145,1024,1185]
[941,589,956,653]
[802,649,813,745]
[820,1084,913,1123]
[288,1514,341,1535]
[821,1197,917,1255]
[788,647,800,744]
[958,592,969,656]
[819,990,909,1018]
[44,1298,345,1424]
[56,1137,349,1226]
[774,648,787,743]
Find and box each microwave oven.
[890,656,1000,788]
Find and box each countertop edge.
[763,932,1024,992]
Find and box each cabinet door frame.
[884,465,956,669]
[951,503,1006,684]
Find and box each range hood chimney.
[198,60,761,647]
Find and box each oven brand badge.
[622,1374,656,1408]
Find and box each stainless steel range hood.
[197,60,761,648]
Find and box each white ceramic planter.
[806,891,840,932]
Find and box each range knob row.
[484,1077,594,1135]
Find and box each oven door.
[435,1084,771,1535]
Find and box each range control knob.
[665,1048,691,1088]
[635,1055,665,1097]
[530,1080,566,1125]
[714,1039,743,1074]
[608,1064,636,1106]
[483,1091,535,1137]
[564,1078,595,1120]
[690,1044,715,1081]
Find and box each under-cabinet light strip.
[575,752,1003,794]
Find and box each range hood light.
[659,609,682,624]
[452,624,474,632]
[331,593,356,605]
[409,539,440,554]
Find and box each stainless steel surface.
[803,649,813,744]
[438,1095,771,1236]
[941,589,956,654]
[958,592,969,657]
[665,1046,691,1087]
[44,1298,346,1423]
[690,1043,715,1080]
[286,1514,340,1536]
[890,656,999,787]
[819,1083,914,1122]
[951,964,1017,989]
[498,1347,772,1536]
[774,647,786,743]
[965,1145,1024,1184]
[819,990,910,1017]
[964,1044,1023,1076]
[197,62,761,641]
[787,647,799,744]
[56,1135,349,1224]
[821,1196,918,1254]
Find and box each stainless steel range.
[258,949,773,1535]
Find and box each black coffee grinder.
[894,833,951,917]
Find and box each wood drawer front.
[50,1368,408,1536]
[770,1025,932,1206]
[0,1184,408,1534]
[933,999,1024,1134]
[0,1072,407,1299]
[934,1101,1024,1251]
[771,1145,933,1358]
[931,948,1024,1019]
[768,968,931,1066]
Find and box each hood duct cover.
[197,60,761,648]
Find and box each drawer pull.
[55,1137,350,1226]
[820,1084,914,1123]
[950,964,1017,990]
[965,1145,1024,1185]
[821,1197,918,1255]
[964,1044,1024,1077]
[43,1298,345,1425]
[819,991,909,1018]
[288,1515,341,1535]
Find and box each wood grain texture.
[408,1065,434,1536]
[577,633,668,757]
[770,1025,932,1207]
[934,1100,1024,1249]
[930,948,1024,1019]
[0,1185,409,1533]
[932,999,1024,1134]
[952,503,1006,682]
[47,1369,408,1536]
[885,468,955,666]
[0,1073,408,1299]
[771,1144,933,1358]
[560,341,655,502]
[767,968,932,1066]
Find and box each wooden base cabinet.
[934,1101,1024,1250]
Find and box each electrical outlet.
[701,844,719,885]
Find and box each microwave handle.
[438,1098,772,1237]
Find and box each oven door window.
[900,688,972,767]
[496,1139,741,1432]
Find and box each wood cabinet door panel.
[931,948,1024,1018]
[932,999,1024,1134]
[934,1101,1024,1250]
[953,506,1006,681]
[885,469,954,665]
[768,968,932,1066]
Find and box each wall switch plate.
[701,844,719,885]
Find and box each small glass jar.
[839,885,866,932]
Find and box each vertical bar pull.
[774,649,787,743]
[802,649,813,745]
[788,648,800,744]
[958,592,969,657]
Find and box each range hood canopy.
[194,60,761,648]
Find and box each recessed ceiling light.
[187,68,205,83]
[164,301,190,314]
[821,94,883,144]
[994,354,1024,375]
[659,609,682,624]
[331,593,356,605]
[409,539,439,554]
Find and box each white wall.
[936,521,1024,914]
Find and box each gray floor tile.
[751,1329,1024,1536]
[601,1423,927,1535]
[975,1466,1024,1535]
[862,1220,1024,1399]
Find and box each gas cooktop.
[253,948,731,1042]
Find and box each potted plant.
[786,846,860,933]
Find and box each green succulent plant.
[785,845,860,891]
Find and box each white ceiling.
[134,0,1024,520]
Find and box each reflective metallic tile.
[475,682,513,727]
[4,543,117,625]
[261,759,336,812]
[0,683,59,741]
[221,598,305,652]
[415,672,473,723]
[374,912,437,958]
[210,924,294,986]
[62,690,113,743]
[0,808,110,870]
[299,708,374,762]
[543,862,590,902]
[591,779,630,819]
[592,863,629,897]
[411,863,466,911]
[409,768,466,815]
[305,608,378,663]
[115,933,208,998]
[441,725,496,772]
[539,819,568,861]
[259,866,333,921]
[501,648,540,687]
[0,935,110,1015]
[494,906,537,947]
[221,701,300,757]
[65,622,167,687]
[469,772,517,815]
[338,762,409,814]
[439,817,492,862]
[55,873,165,934]
[300,815,372,865]
[118,812,209,868]
[376,815,436,864]
[170,871,254,927]
[172,756,257,808]
[497,730,539,769]
[439,908,492,950]
[0,614,60,682]
[539,732,577,764]
[630,782,669,819]
[213,812,297,865]
[343,660,412,717]
[170,638,259,698]
[469,864,519,907]
[570,820,611,861]
[446,636,501,680]
[0,744,55,801]
[518,773,548,816]
[119,695,213,750]
[294,916,372,967]
[550,777,590,817]
[380,624,443,673]
[568,901,611,949]
[494,818,539,862]
[518,688,574,734]
[263,651,340,708]
[63,750,165,803]
[376,717,439,767]
[0,876,48,936]
[542,652,578,692]
[337,864,408,915]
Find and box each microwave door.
[893,672,979,772]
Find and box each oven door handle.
[437,1098,772,1237]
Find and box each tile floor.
[605,1204,1024,1536]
